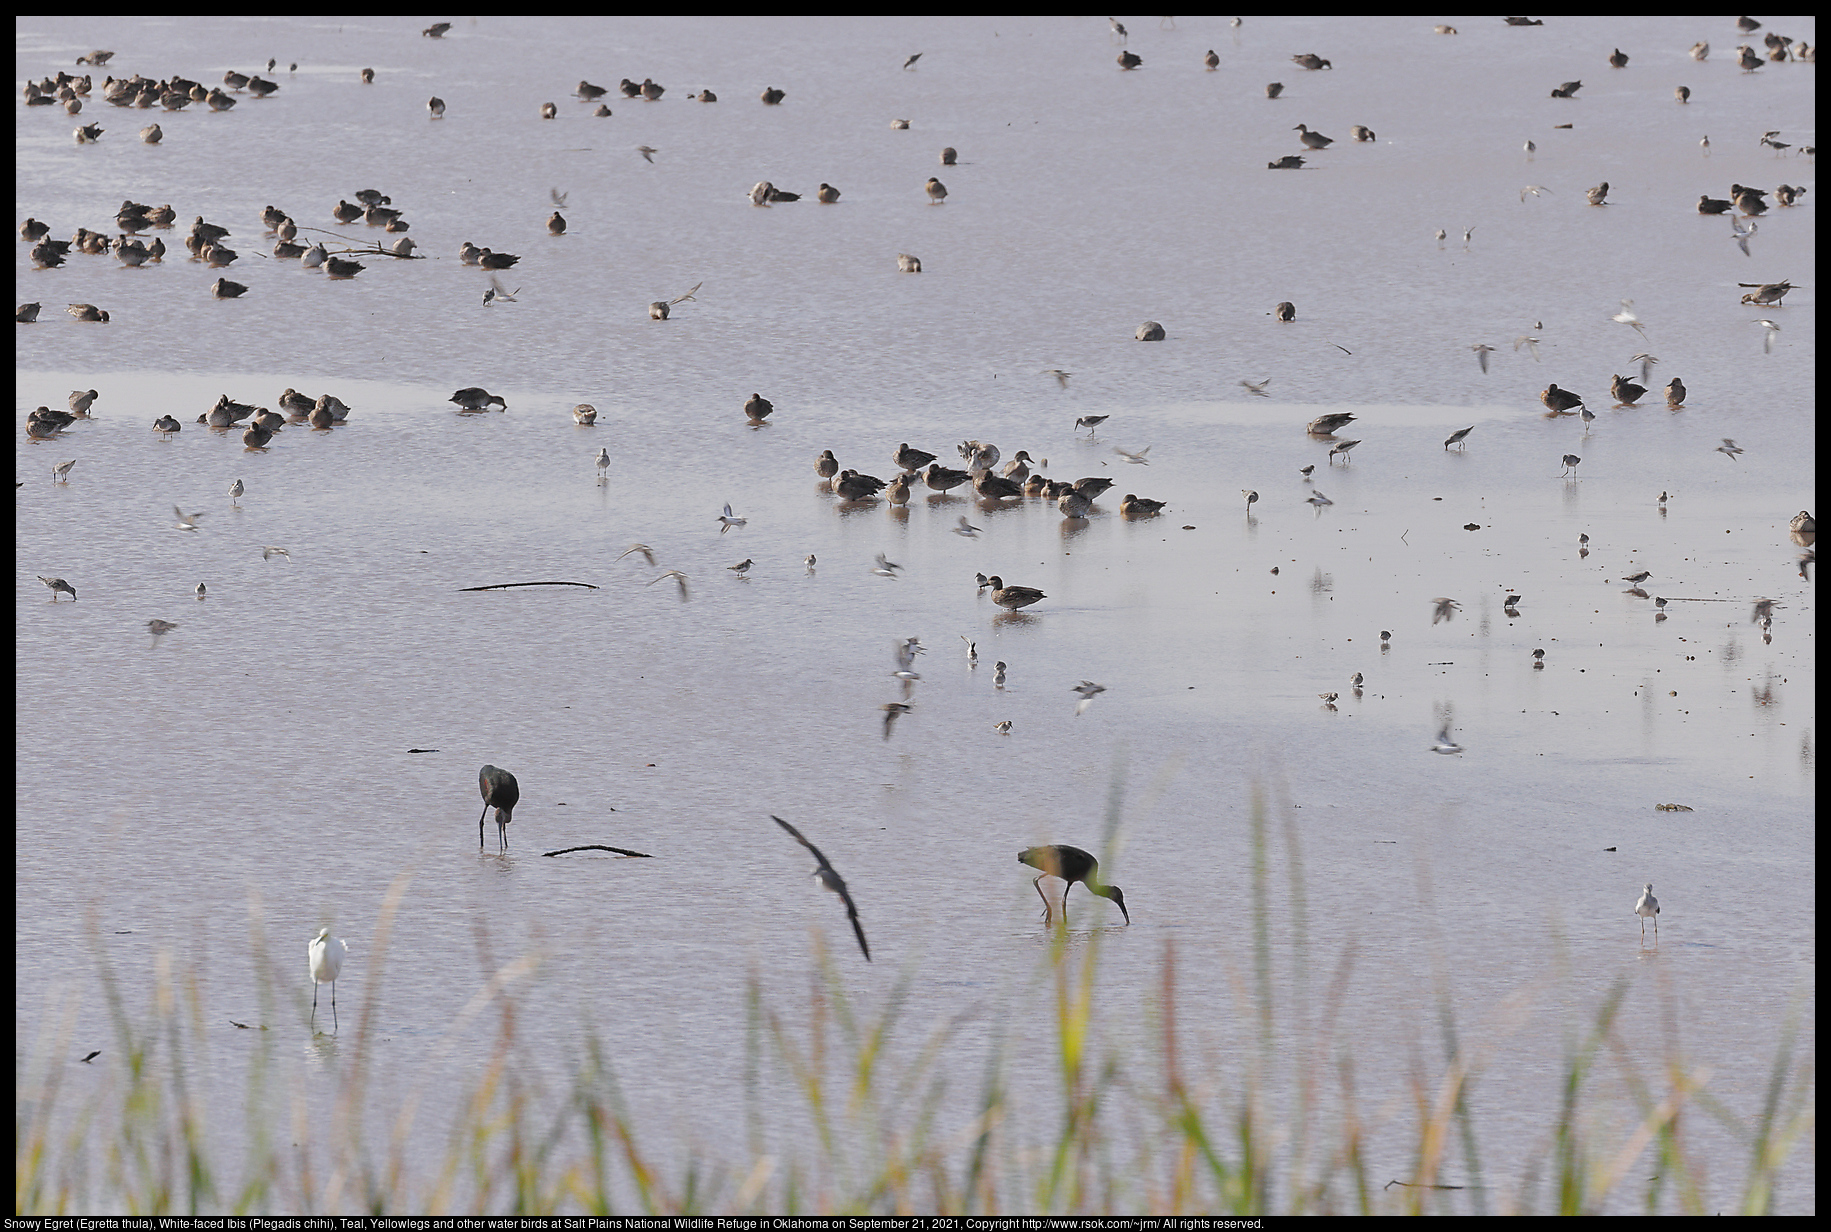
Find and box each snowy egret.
[308,927,347,1031]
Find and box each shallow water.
[16,14,1815,1213]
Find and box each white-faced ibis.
[308,927,347,1031]
[1018,845,1129,925]
[478,764,519,851]
[772,815,870,960]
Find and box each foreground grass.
[16,795,1814,1215]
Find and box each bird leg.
[1033,874,1054,922]
[330,981,338,1031]
[479,804,490,848]
[311,983,319,1027]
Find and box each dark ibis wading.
[478,765,519,851]
[1018,845,1129,925]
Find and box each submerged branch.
[542,845,654,859]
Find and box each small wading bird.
[1635,883,1660,935]
[1075,415,1108,435]
[308,927,347,1032]
[38,576,77,601]
[1018,845,1129,926]
[771,816,870,961]
[478,764,519,852]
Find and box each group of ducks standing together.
[811,435,1167,523]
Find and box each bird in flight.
[636,145,658,163]
[1471,343,1495,373]
[173,505,206,532]
[262,546,290,561]
[1716,438,1744,461]
[1731,216,1756,257]
[771,815,870,960]
[1612,299,1647,339]
[881,702,912,739]
[646,570,690,601]
[903,53,923,70]
[954,516,982,537]
[618,544,657,566]
[1432,724,1464,754]
[1239,378,1270,397]
[1072,680,1106,716]
[717,503,746,533]
[483,275,519,305]
[1752,319,1780,353]
[1431,597,1460,624]
[1042,369,1072,389]
[1113,445,1151,465]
